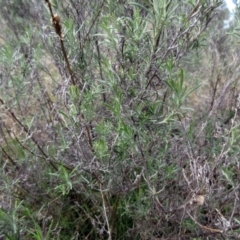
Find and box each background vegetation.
[0,0,240,239]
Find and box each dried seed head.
[52,14,63,39]
[193,195,205,206]
[52,14,60,25]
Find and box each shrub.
[1,0,240,239]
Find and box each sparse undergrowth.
[0,0,240,239]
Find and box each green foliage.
[0,204,21,240]
[164,69,201,108]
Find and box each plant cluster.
[0,0,240,239]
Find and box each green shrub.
[1,0,240,239]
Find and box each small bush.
[0,0,240,239]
